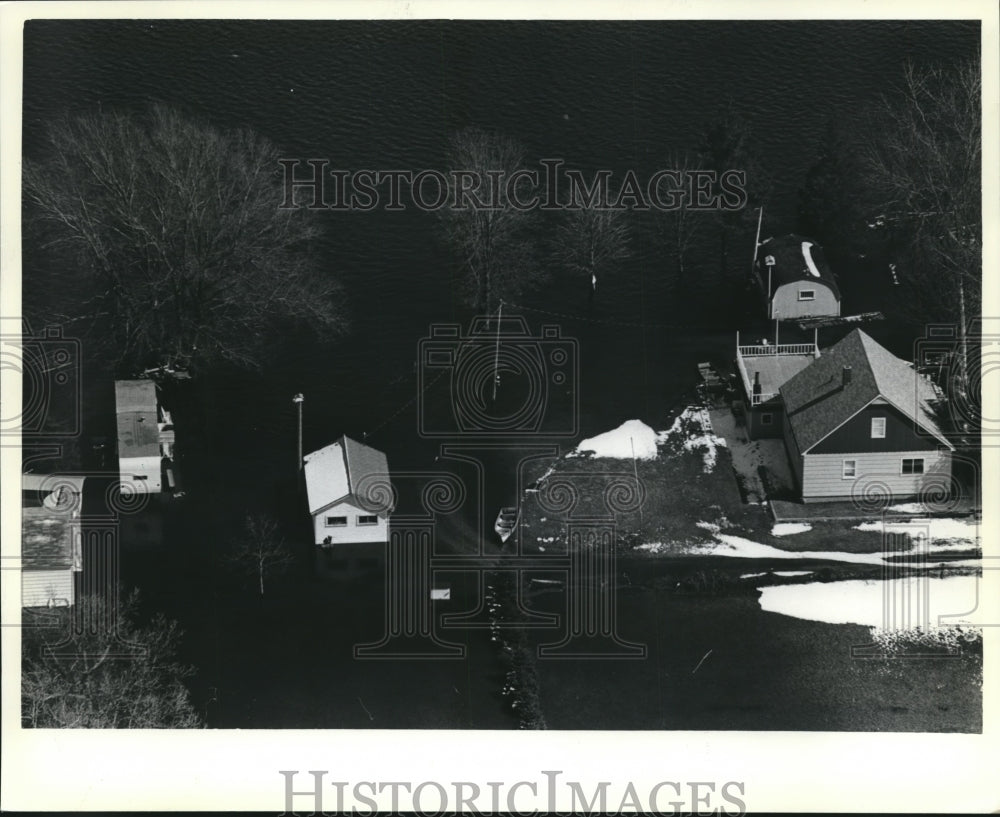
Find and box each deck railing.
[737,343,817,357]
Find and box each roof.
[303,436,390,515]
[115,379,157,413]
[757,234,841,300]
[780,329,953,453]
[22,474,84,570]
[115,379,160,457]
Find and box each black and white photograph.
[2,1,997,813]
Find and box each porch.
[735,332,819,407]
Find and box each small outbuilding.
[21,474,85,608]
[304,436,392,551]
[114,379,176,494]
[755,234,842,321]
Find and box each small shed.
[304,436,392,549]
[22,474,85,608]
[755,234,842,320]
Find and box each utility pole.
[292,393,304,470]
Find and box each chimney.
[842,365,852,387]
[753,371,761,395]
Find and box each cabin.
[735,332,819,440]
[755,234,841,321]
[779,329,954,503]
[114,379,176,494]
[21,474,85,608]
[304,436,393,571]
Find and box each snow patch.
[570,419,659,460]
[853,518,978,543]
[772,522,812,537]
[759,575,979,628]
[801,241,822,278]
[658,407,727,473]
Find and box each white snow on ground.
[696,521,720,533]
[759,575,980,628]
[659,407,727,473]
[801,241,822,277]
[854,518,979,543]
[570,419,659,460]
[695,532,979,566]
[887,503,927,514]
[772,523,812,536]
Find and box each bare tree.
[550,192,631,294]
[226,513,294,596]
[22,591,200,728]
[23,105,347,374]
[438,127,538,313]
[860,60,981,385]
[654,152,707,297]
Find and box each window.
[133,475,148,481]
[325,515,347,527]
[843,459,857,478]
[901,458,924,475]
[357,515,378,526]
[871,417,886,439]
[761,413,774,426]
[798,289,816,301]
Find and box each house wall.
[782,411,804,490]
[800,448,952,502]
[770,282,840,320]
[22,569,75,608]
[312,498,388,545]
[119,455,162,493]
[746,403,784,440]
[809,402,940,454]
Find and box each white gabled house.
[304,436,392,549]
[779,329,954,503]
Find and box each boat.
[494,506,518,543]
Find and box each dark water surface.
[23,19,980,729]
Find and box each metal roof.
[303,436,390,515]
[22,474,84,570]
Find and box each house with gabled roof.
[779,329,954,503]
[303,436,392,549]
[755,234,842,321]
[22,474,85,608]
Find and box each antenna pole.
[492,300,503,401]
[752,206,764,269]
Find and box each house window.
[901,458,924,475]
[871,417,886,439]
[133,475,148,481]
[357,515,378,526]
[843,459,857,478]
[761,412,774,426]
[798,289,816,301]
[325,515,347,527]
